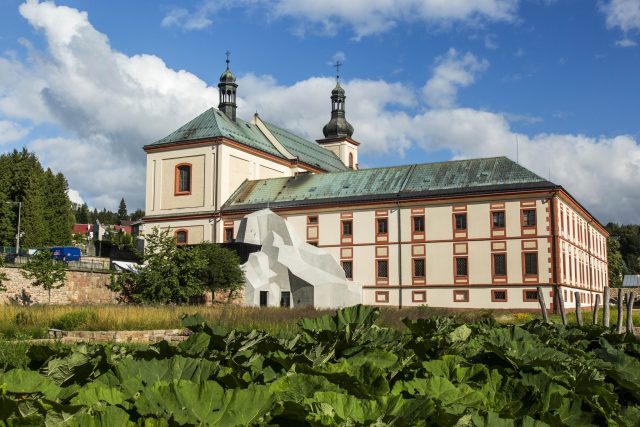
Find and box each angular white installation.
[236,209,361,308]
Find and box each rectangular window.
[492,290,507,302]
[375,291,389,303]
[342,261,353,279]
[524,253,538,275]
[259,291,268,307]
[377,218,388,235]
[523,209,536,227]
[493,253,506,276]
[342,220,353,236]
[523,289,539,302]
[455,213,467,230]
[413,216,425,233]
[307,216,318,224]
[175,163,192,195]
[455,257,468,277]
[492,211,505,228]
[413,258,425,277]
[453,290,469,302]
[224,227,234,243]
[377,260,389,278]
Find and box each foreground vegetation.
[0,305,638,426]
[0,303,638,340]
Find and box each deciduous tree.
[20,250,66,303]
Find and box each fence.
[2,254,111,273]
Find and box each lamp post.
[3,201,21,255]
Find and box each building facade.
[143,61,608,310]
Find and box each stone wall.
[0,266,117,305]
[47,329,189,343]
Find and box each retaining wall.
[0,266,117,305]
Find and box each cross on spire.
[334,60,342,81]
[225,51,231,70]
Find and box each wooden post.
[626,292,635,334]
[575,291,583,326]
[592,293,600,325]
[617,288,624,334]
[537,286,549,324]
[556,286,567,325]
[603,287,610,328]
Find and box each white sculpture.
[236,209,361,308]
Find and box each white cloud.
[0,0,218,209]
[3,1,639,223]
[161,0,520,38]
[601,0,640,45]
[422,49,489,109]
[602,0,640,32]
[615,37,637,47]
[0,121,30,145]
[161,7,213,30]
[67,188,84,205]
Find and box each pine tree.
[43,171,73,245]
[76,203,90,224]
[117,198,128,224]
[0,191,16,247]
[21,171,48,248]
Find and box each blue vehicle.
[50,246,81,262]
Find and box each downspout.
[397,200,402,309]
[549,192,558,313]
[213,143,220,243]
[396,164,416,309]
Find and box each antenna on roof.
[515,135,519,164]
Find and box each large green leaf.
[0,369,61,400]
[134,379,224,424]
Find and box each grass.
[0,304,637,340]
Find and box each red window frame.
[175,229,188,245]
[174,163,192,196]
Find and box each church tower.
[317,63,360,169]
[218,52,238,121]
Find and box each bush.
[51,310,97,330]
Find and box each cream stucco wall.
[224,194,599,309]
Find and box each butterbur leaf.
[134,379,224,424]
[269,374,345,402]
[177,332,210,355]
[209,385,275,426]
[0,369,61,400]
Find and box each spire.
[218,51,238,121]
[322,61,354,138]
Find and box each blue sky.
[0,0,639,223]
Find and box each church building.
[143,59,608,311]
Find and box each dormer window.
[175,163,192,195]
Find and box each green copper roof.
[222,157,557,211]
[146,108,347,173]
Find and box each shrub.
[51,310,97,330]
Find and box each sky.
[0,0,639,224]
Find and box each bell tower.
[218,51,238,121]
[316,61,360,169]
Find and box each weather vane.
[225,51,231,70]
[334,60,342,81]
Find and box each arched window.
[348,153,354,169]
[175,229,188,245]
[175,163,192,195]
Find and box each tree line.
[74,198,144,226]
[606,223,640,286]
[0,149,74,249]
